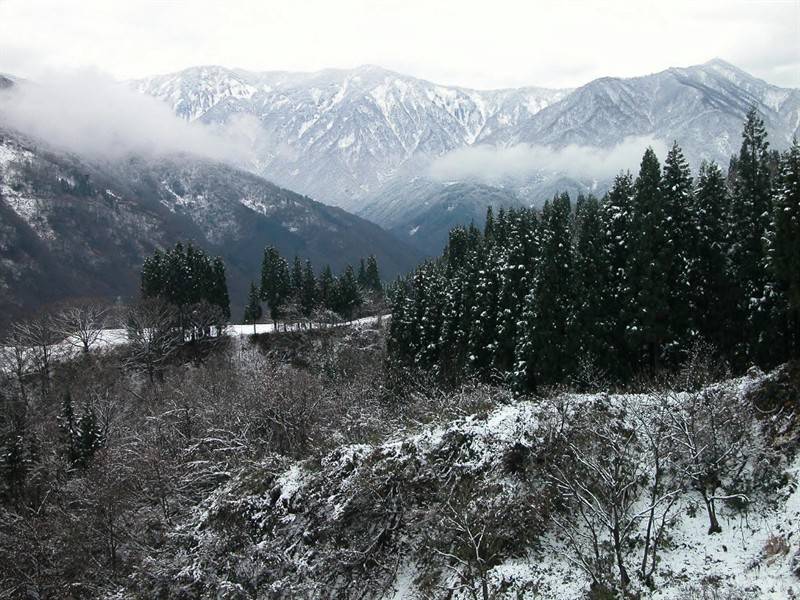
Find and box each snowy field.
[1,313,389,369]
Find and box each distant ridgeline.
[388,109,800,391]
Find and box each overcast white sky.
[0,0,798,89]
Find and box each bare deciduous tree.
[13,313,62,397]
[425,480,509,600]
[56,302,109,355]
[1,327,32,404]
[548,395,680,592]
[635,394,682,584]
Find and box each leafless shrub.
[428,483,500,600]
[634,394,683,585]
[570,354,610,393]
[547,396,645,590]
[763,533,790,564]
[673,339,731,392]
[669,386,753,534]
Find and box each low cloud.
[0,68,261,164]
[428,136,668,183]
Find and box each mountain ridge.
[134,59,800,255]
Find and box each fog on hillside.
[0,68,263,163]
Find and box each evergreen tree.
[769,139,800,356]
[690,161,732,351]
[300,260,318,317]
[141,242,230,328]
[444,226,472,275]
[574,194,612,372]
[58,392,103,469]
[58,391,79,466]
[599,172,636,376]
[291,256,304,300]
[75,404,103,468]
[318,265,336,312]
[334,265,362,320]
[627,148,670,374]
[467,245,501,378]
[484,206,495,245]
[357,258,368,288]
[141,249,166,300]
[494,208,538,375]
[728,107,773,365]
[438,271,469,380]
[387,279,416,366]
[210,257,231,320]
[514,193,576,390]
[661,142,694,360]
[260,246,290,323]
[413,263,446,368]
[364,255,382,292]
[243,281,263,334]
[386,113,794,391]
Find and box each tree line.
[388,109,800,391]
[141,241,231,335]
[246,248,383,330]
[140,241,385,333]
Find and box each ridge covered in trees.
[388,110,800,391]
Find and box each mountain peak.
[703,57,738,69]
[353,64,391,74]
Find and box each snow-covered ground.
[225,314,387,338]
[191,367,797,599]
[373,375,800,599]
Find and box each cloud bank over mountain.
[0,68,260,163]
[428,136,669,184]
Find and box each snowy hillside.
[133,361,800,599]
[496,59,800,163]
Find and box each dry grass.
[763,533,790,565]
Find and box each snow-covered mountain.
[489,59,800,160]
[134,65,570,212]
[135,59,800,254]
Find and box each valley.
[0,4,799,597]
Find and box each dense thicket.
[389,111,800,390]
[141,241,231,323]
[252,247,384,325]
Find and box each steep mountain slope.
[0,127,421,318]
[135,66,569,211]
[493,59,800,162]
